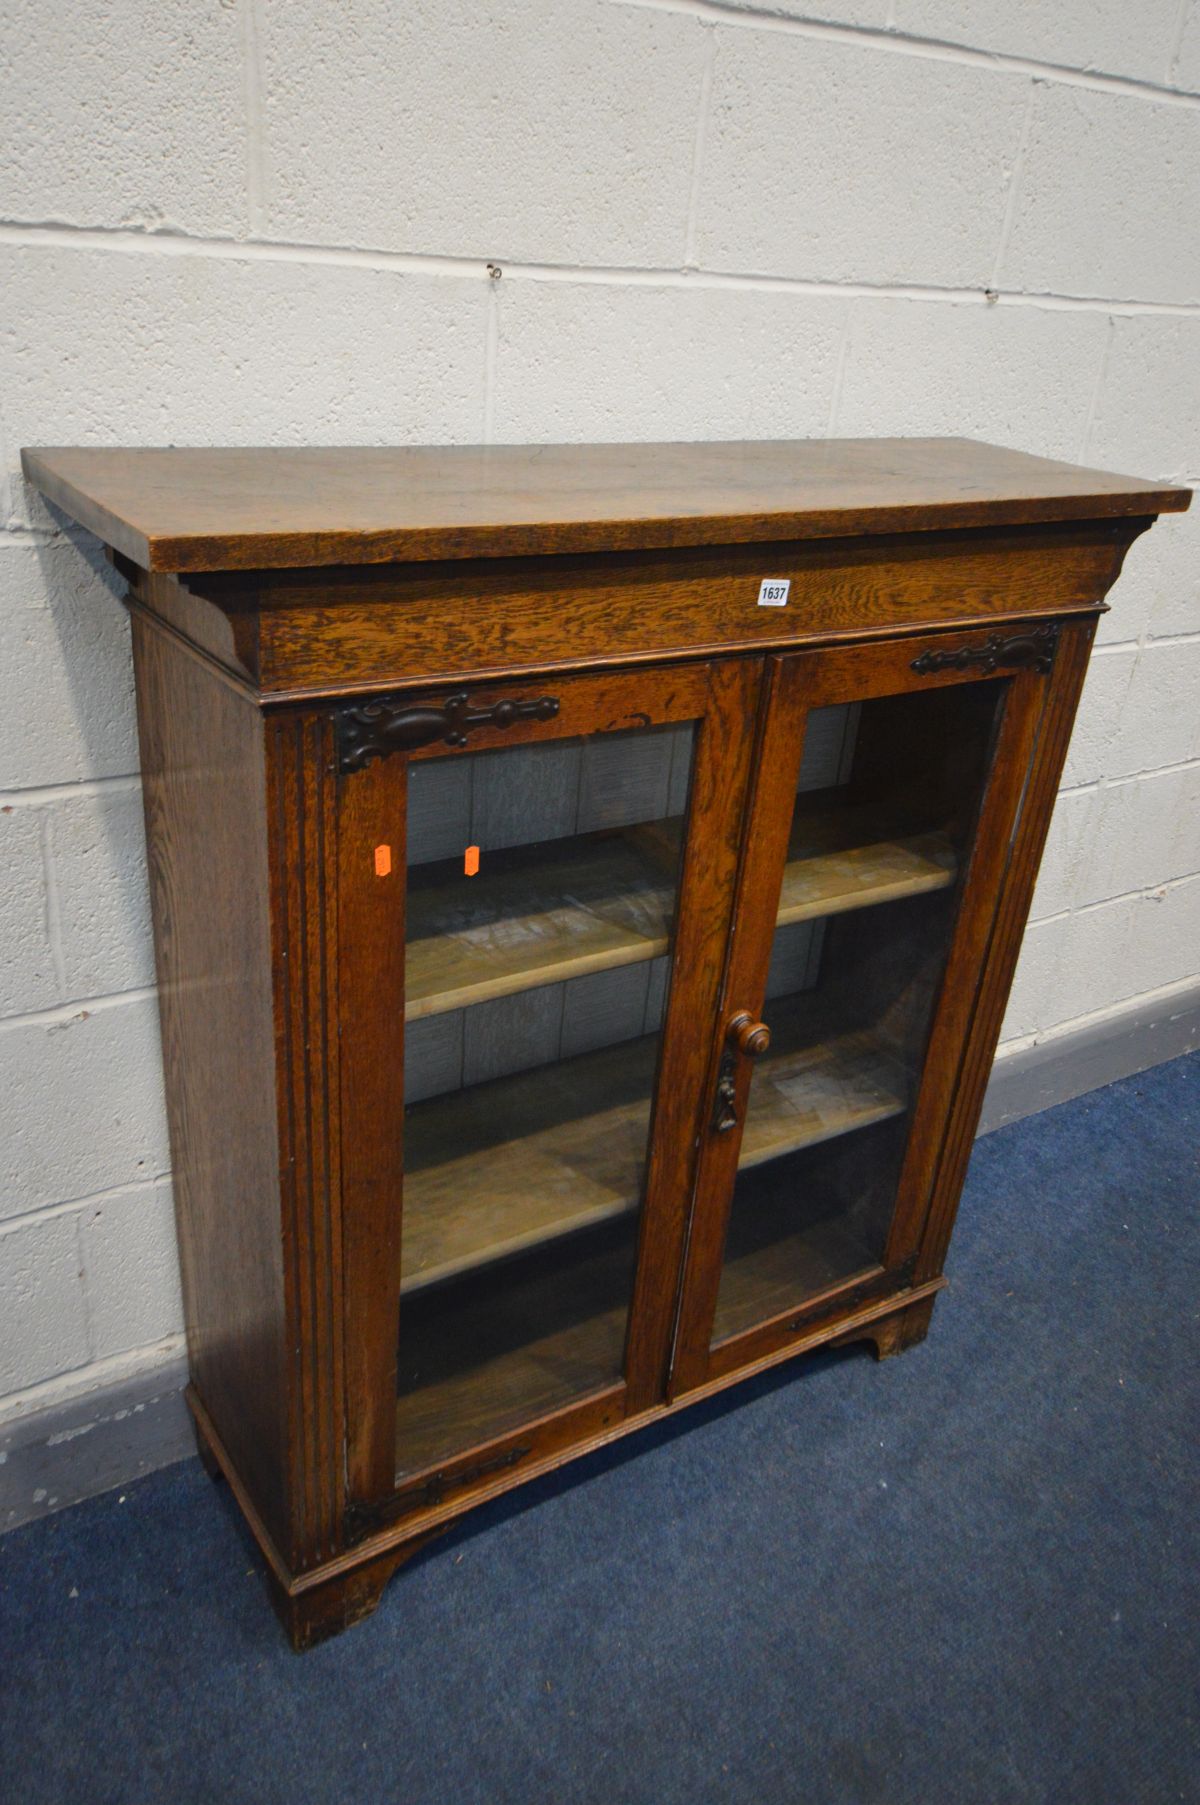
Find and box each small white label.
[757,578,790,608]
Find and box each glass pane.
[712,682,1003,1346]
[396,720,695,1477]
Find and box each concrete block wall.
[1,0,1197,1423]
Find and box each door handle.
[726,1012,771,1059]
[712,1012,771,1133]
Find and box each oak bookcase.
[22,439,1188,1648]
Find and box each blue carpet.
[2,1053,1197,1805]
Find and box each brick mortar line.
[1091,631,1200,658]
[1029,869,1199,932]
[683,21,717,266]
[0,1175,171,1241]
[1,221,1198,318]
[0,985,158,1035]
[0,775,142,808]
[0,1335,186,1428]
[614,0,1200,107]
[995,969,1200,1056]
[1059,754,1200,799]
[990,84,1037,291]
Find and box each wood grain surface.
[130,616,291,1554]
[22,438,1188,572]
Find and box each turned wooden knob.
[727,1012,771,1059]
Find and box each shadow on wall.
[32,501,152,991]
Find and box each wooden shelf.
[402,1036,657,1295]
[400,1021,908,1296]
[405,810,956,1022]
[776,805,956,929]
[737,1026,908,1170]
[713,1180,884,1346]
[395,1227,633,1477]
[714,1222,879,1346]
[405,828,675,1022]
[395,1303,628,1480]
[394,1181,884,1478]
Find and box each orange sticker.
[464,845,480,877]
[374,844,392,877]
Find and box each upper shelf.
[405,807,957,1022]
[19,440,1190,573]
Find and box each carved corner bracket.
[336,690,560,775]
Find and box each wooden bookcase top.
[20,438,1189,575]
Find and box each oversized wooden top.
[20,439,1188,574]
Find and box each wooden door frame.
[668,615,1097,1397]
[332,655,762,1524]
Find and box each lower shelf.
[395,987,913,1474]
[401,1018,908,1293]
[713,1152,888,1346]
[394,1197,885,1481]
[395,1220,636,1477]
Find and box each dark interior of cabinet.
[393,683,1005,1480]
[711,680,1005,1343]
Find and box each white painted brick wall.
[77,1181,182,1360]
[1,0,246,236]
[1000,89,1200,306]
[1006,877,1200,1043]
[1093,505,1200,646]
[0,251,487,531]
[893,0,1185,85]
[492,284,847,439]
[0,1213,92,1396]
[834,300,1109,460]
[0,537,137,786]
[1,0,1196,1413]
[1,999,170,1221]
[260,0,708,267]
[1089,317,1200,477]
[695,32,1028,285]
[47,785,155,1000]
[1123,505,1200,642]
[0,806,58,1015]
[1177,4,1200,92]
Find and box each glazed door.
[670,620,1081,1395]
[337,658,758,1522]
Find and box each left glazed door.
[334,658,759,1529]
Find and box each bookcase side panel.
[131,616,291,1555]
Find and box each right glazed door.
[670,621,1070,1395]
